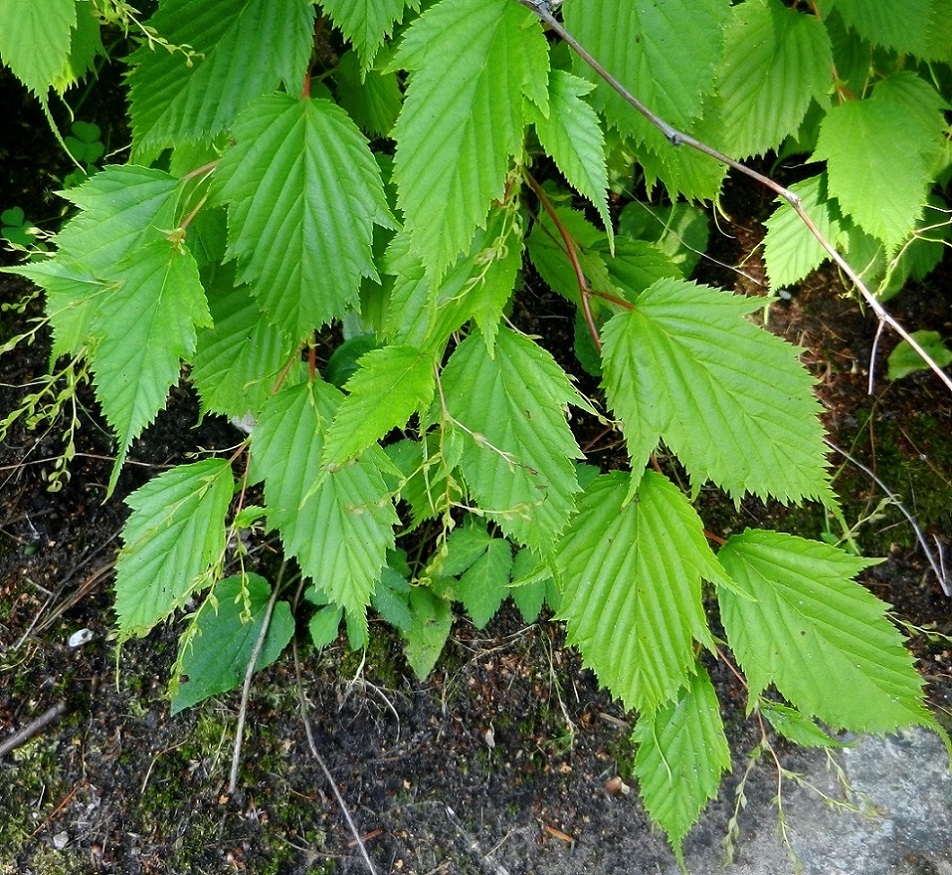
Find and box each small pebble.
[53,831,69,850]
[68,629,94,648]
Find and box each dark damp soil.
[1,70,951,875]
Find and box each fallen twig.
[0,700,68,759]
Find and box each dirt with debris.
[1,67,951,875]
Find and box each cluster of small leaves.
[1,0,949,862]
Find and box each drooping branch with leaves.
[1,0,950,863]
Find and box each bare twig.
[826,439,950,596]
[228,564,286,793]
[292,638,379,875]
[0,701,68,758]
[516,0,952,394]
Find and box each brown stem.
[517,0,952,395]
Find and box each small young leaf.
[309,604,344,651]
[509,547,548,624]
[115,459,235,637]
[403,588,453,680]
[214,93,394,340]
[439,327,586,554]
[324,344,436,465]
[128,0,315,161]
[455,538,513,629]
[718,530,932,733]
[887,331,952,381]
[251,381,398,617]
[557,471,728,715]
[171,573,294,714]
[0,0,75,94]
[632,668,731,863]
[333,50,402,138]
[390,0,548,279]
[600,278,834,505]
[760,700,846,749]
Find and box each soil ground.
[1,69,951,875]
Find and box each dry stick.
[228,564,286,794]
[0,701,68,758]
[516,0,952,396]
[292,639,379,875]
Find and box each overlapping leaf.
[455,538,513,629]
[250,381,398,616]
[600,278,834,505]
[439,327,585,553]
[718,530,932,732]
[715,0,832,159]
[530,71,612,239]
[214,94,394,340]
[556,471,729,715]
[814,73,946,252]
[633,668,731,863]
[390,0,548,279]
[128,0,315,161]
[114,459,235,636]
[0,0,75,94]
[323,344,436,465]
[320,0,416,72]
[817,0,931,56]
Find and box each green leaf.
[600,278,834,505]
[439,327,585,553]
[333,50,402,139]
[814,74,945,252]
[402,587,452,680]
[531,71,612,240]
[717,530,932,733]
[251,381,398,616]
[214,93,394,340]
[171,573,294,714]
[715,0,832,159]
[324,334,380,389]
[324,344,436,466]
[0,0,75,94]
[818,0,931,55]
[319,0,416,72]
[53,1,104,93]
[309,604,344,650]
[90,239,211,492]
[763,174,842,290]
[114,459,235,636]
[760,700,846,749]
[437,518,492,577]
[455,538,513,629]
[618,200,710,277]
[556,471,727,715]
[632,668,731,863]
[128,0,315,161]
[887,330,952,381]
[509,548,547,623]
[384,434,463,531]
[190,267,296,419]
[391,0,548,279]
[564,0,729,139]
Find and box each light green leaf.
[557,471,727,715]
[455,538,513,629]
[887,330,952,381]
[384,434,463,531]
[814,75,945,252]
[437,518,492,578]
[128,0,315,161]
[214,93,394,340]
[715,0,832,159]
[439,328,585,553]
[600,278,834,505]
[171,573,294,714]
[760,700,846,749]
[531,71,612,240]
[309,604,344,650]
[115,459,235,636]
[333,50,402,138]
[565,0,729,139]
[391,0,548,279]
[0,0,75,94]
[251,381,398,616]
[718,530,932,732]
[324,344,436,465]
[509,548,547,624]
[818,0,931,55]
[763,174,842,290]
[53,2,104,94]
[403,588,452,679]
[92,239,211,492]
[319,0,415,72]
[190,267,296,419]
[633,668,731,862]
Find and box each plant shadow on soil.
[1,75,951,875]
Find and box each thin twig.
[826,439,950,596]
[0,701,68,758]
[228,564,286,793]
[292,638,379,874]
[516,0,952,395]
